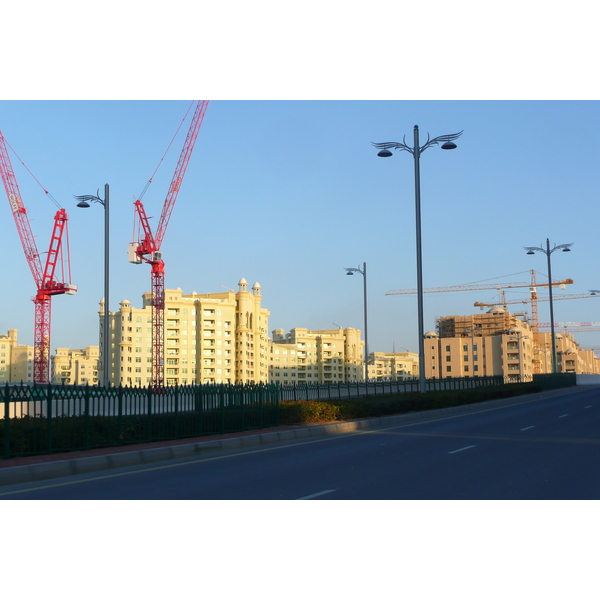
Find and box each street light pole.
[345,263,369,380]
[525,239,572,374]
[75,184,110,387]
[373,126,463,393]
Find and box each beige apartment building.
[537,331,600,374]
[425,306,600,380]
[101,279,270,386]
[269,327,364,384]
[0,329,34,383]
[425,307,536,381]
[368,351,419,380]
[52,346,99,385]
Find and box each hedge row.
[279,383,543,425]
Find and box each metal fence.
[1,373,577,460]
[1,382,279,459]
[279,376,505,401]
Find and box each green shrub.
[279,383,545,425]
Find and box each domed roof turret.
[487,306,507,314]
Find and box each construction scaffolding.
[436,307,526,339]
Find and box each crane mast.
[0,131,76,383]
[130,100,209,387]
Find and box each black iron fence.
[1,373,577,460]
[279,375,506,401]
[1,382,279,459]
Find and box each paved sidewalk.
[0,387,581,487]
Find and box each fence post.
[147,384,153,443]
[3,383,10,459]
[276,383,281,426]
[117,385,123,446]
[219,384,225,434]
[84,383,90,451]
[46,383,53,455]
[174,384,180,440]
[196,384,203,437]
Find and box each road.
[2,386,599,499]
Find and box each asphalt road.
[2,386,599,499]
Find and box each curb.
[0,387,580,487]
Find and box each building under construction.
[436,307,527,339]
[427,306,600,380]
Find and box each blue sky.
[1,99,600,354]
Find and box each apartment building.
[425,306,600,379]
[537,331,600,374]
[368,351,419,380]
[269,327,364,384]
[425,307,536,381]
[52,346,99,385]
[0,329,34,383]
[101,279,270,386]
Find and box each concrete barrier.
[576,374,600,385]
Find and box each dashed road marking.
[296,489,337,500]
[521,426,535,431]
[559,414,569,418]
[448,445,477,454]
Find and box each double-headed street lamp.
[345,263,368,379]
[524,239,573,374]
[74,184,110,388]
[373,126,463,393]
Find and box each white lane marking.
[521,426,535,431]
[585,406,592,409]
[448,445,477,454]
[296,489,337,500]
[559,414,569,418]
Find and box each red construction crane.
[0,131,77,383]
[129,100,209,387]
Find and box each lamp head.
[441,141,457,150]
[377,149,393,158]
[346,271,354,275]
[77,201,91,208]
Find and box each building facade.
[425,306,600,380]
[537,331,600,374]
[425,307,536,381]
[368,351,419,380]
[0,329,34,383]
[52,346,99,385]
[101,279,270,386]
[269,327,364,384]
